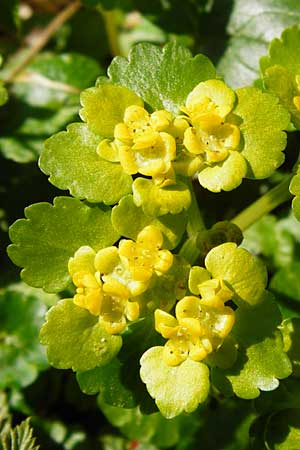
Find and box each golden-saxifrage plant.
[7,35,300,419]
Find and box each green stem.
[101,9,121,57]
[180,182,206,264]
[186,182,206,237]
[232,175,293,232]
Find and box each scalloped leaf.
[8,197,119,293]
[265,409,300,450]
[140,346,210,418]
[198,150,247,193]
[111,195,187,250]
[77,358,137,408]
[255,378,300,415]
[0,284,48,390]
[132,178,191,217]
[98,400,186,448]
[260,26,300,129]
[212,293,292,399]
[80,84,143,137]
[290,166,300,221]
[205,242,268,305]
[235,87,289,179]
[218,0,300,88]
[79,316,164,411]
[39,299,122,372]
[108,41,216,113]
[280,318,300,377]
[40,123,132,204]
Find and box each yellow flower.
[68,246,103,316]
[113,105,176,177]
[94,246,151,297]
[155,294,235,366]
[118,225,173,282]
[178,80,240,173]
[99,279,139,334]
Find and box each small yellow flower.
[68,246,103,316]
[118,225,173,282]
[197,278,233,308]
[112,105,176,177]
[95,246,151,297]
[177,80,240,174]
[155,293,235,366]
[99,279,139,334]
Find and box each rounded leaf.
[205,242,267,305]
[40,123,132,204]
[8,197,119,293]
[140,346,210,418]
[39,299,122,372]
[80,84,143,137]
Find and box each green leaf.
[13,52,102,110]
[255,378,300,414]
[218,0,300,88]
[108,41,216,113]
[198,151,247,193]
[8,197,119,293]
[212,293,292,399]
[132,178,191,216]
[80,84,143,137]
[39,299,122,372]
[260,26,300,129]
[0,418,39,450]
[290,165,300,221]
[78,316,163,411]
[235,87,289,179]
[0,81,8,107]
[242,213,300,270]
[40,123,132,204]
[0,56,8,108]
[111,195,187,250]
[77,358,137,408]
[98,400,185,448]
[186,397,255,450]
[0,284,48,390]
[0,102,77,163]
[265,409,300,450]
[280,318,300,377]
[270,262,300,319]
[205,336,238,370]
[205,242,268,305]
[140,346,210,418]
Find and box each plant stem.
[179,181,206,264]
[101,9,121,57]
[186,181,206,237]
[4,1,81,83]
[232,175,293,232]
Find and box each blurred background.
[1,1,300,448]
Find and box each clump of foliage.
[1,1,300,449]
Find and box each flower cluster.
[97,80,243,193]
[68,225,173,334]
[155,278,235,366]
